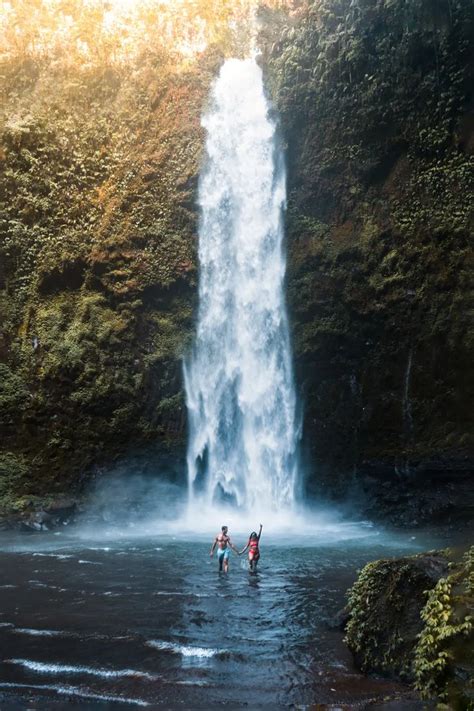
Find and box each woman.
[239,524,263,572]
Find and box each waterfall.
[402,347,414,437]
[184,58,299,513]
[401,347,414,475]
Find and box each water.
[0,529,447,709]
[184,58,299,514]
[402,347,414,475]
[402,347,414,438]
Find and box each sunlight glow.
[0,0,291,65]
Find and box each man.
[210,525,239,573]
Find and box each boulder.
[345,548,474,707]
[345,552,450,681]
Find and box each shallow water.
[0,527,455,709]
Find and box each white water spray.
[184,58,299,516]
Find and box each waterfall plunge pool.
[0,524,458,709]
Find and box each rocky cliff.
[260,0,474,522]
[0,44,223,514]
[1,0,473,522]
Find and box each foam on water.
[146,640,223,659]
[162,501,378,540]
[6,659,158,681]
[0,683,150,707]
[31,553,73,559]
[14,628,67,637]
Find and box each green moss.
[345,553,451,679]
[0,364,30,423]
[0,452,30,498]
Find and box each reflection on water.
[0,530,453,709]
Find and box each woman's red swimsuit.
[248,539,260,560]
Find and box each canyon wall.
[1,0,473,522]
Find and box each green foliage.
[0,364,30,423]
[345,560,389,666]
[345,557,432,677]
[0,37,214,503]
[0,0,258,67]
[414,547,474,704]
[0,452,30,498]
[268,0,474,157]
[392,153,474,237]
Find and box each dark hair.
[250,531,257,538]
[222,525,228,531]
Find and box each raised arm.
[210,537,217,557]
[257,524,263,541]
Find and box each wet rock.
[44,497,77,522]
[345,551,450,681]
[355,458,474,527]
[330,606,351,631]
[0,496,79,531]
[345,548,474,707]
[21,510,53,531]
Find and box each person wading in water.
[210,525,239,573]
[240,524,263,573]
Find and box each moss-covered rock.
[345,547,474,707]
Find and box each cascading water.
[184,58,299,515]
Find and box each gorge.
[0,0,472,527]
[0,1,473,708]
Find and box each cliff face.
[0,51,222,513]
[1,0,473,521]
[261,0,474,519]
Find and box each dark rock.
[260,0,474,511]
[356,458,474,527]
[345,548,474,706]
[0,496,80,532]
[44,498,77,522]
[345,552,450,682]
[330,606,351,631]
